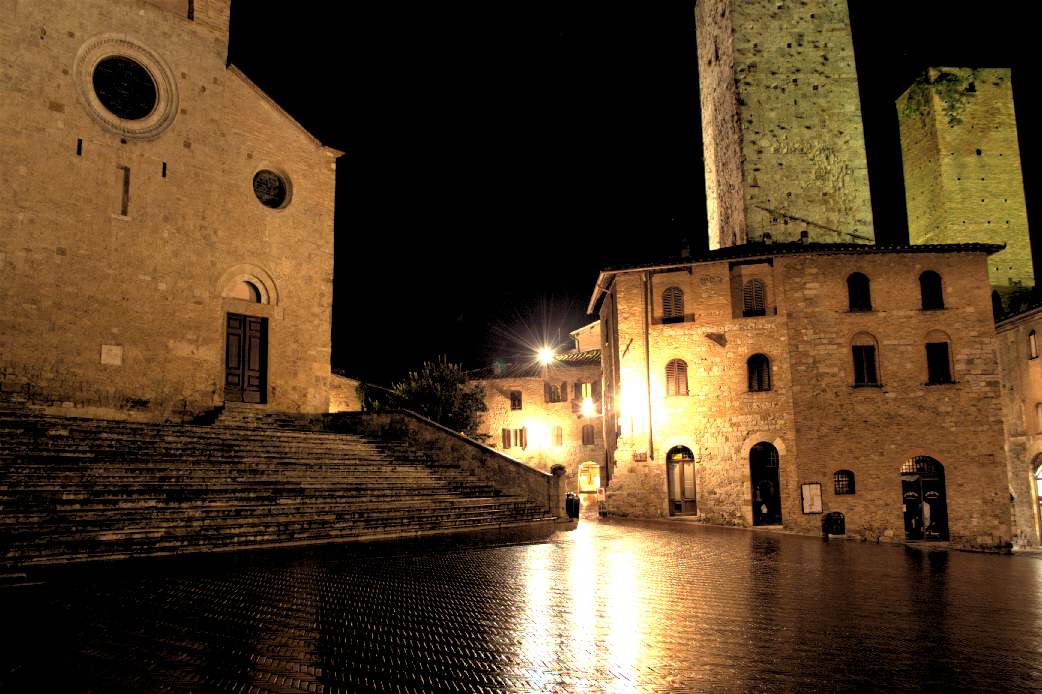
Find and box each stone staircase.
[0,402,559,568]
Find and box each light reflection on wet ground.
[3,516,1041,693]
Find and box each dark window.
[750,442,779,467]
[920,271,944,310]
[510,390,522,410]
[926,342,953,383]
[666,359,688,396]
[853,345,878,385]
[92,56,157,120]
[901,456,941,475]
[663,287,684,324]
[548,384,561,402]
[743,279,766,316]
[253,170,287,209]
[747,354,770,392]
[582,424,595,446]
[552,425,562,447]
[834,470,855,495]
[847,273,871,311]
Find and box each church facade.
[0,0,341,419]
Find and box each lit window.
[743,279,766,317]
[834,470,855,495]
[747,354,770,392]
[919,271,944,310]
[510,390,522,410]
[549,385,561,402]
[666,359,688,396]
[847,273,872,311]
[501,427,527,450]
[663,287,684,324]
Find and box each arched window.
[919,271,944,310]
[925,329,953,384]
[747,354,770,392]
[1029,330,1038,360]
[551,425,563,447]
[743,279,766,317]
[851,332,879,385]
[666,359,688,396]
[663,287,684,324]
[834,470,855,495]
[847,273,871,311]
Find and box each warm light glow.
[539,348,554,364]
[582,396,593,416]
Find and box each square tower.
[897,68,1034,309]
[695,0,874,249]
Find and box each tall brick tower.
[695,0,874,249]
[897,68,1034,308]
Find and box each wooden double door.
[224,313,267,403]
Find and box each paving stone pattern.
[3,515,1041,693]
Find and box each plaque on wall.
[801,483,823,514]
[633,450,647,462]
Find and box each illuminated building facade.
[468,325,606,496]
[0,0,340,419]
[590,243,1013,550]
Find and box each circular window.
[253,170,289,209]
[74,34,178,139]
[92,56,157,120]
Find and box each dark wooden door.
[224,313,267,403]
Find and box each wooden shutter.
[561,381,568,402]
[544,382,551,402]
[502,428,510,449]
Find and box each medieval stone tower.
[695,0,874,249]
[897,68,1034,310]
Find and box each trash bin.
[566,493,580,519]
[822,511,845,536]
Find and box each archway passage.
[751,442,781,525]
[901,456,949,541]
[667,446,696,515]
[224,313,267,403]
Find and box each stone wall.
[897,68,1034,305]
[329,374,363,412]
[695,0,874,248]
[996,306,1042,546]
[0,0,338,420]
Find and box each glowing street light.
[538,348,554,365]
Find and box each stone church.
[587,0,1022,550]
[0,0,341,419]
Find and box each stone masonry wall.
[695,0,874,248]
[0,0,337,419]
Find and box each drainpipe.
[643,271,654,462]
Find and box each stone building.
[0,0,341,420]
[695,0,874,248]
[468,327,606,496]
[589,242,1012,550]
[897,68,1034,314]
[996,306,1042,546]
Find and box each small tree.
[391,359,487,438]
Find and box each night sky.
[227,2,1038,386]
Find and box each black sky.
[227,2,1038,385]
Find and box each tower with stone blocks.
[695,0,874,249]
[897,68,1033,308]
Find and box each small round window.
[92,56,157,120]
[253,170,288,209]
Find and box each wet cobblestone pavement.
[3,513,1041,693]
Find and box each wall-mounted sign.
[801,482,823,514]
[633,450,647,462]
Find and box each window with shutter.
[666,359,688,396]
[502,428,511,449]
[582,424,594,445]
[743,279,766,317]
[663,287,684,324]
[747,354,770,392]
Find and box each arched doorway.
[751,442,781,525]
[577,462,600,492]
[901,456,949,540]
[667,446,696,515]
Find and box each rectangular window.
[512,427,527,449]
[926,343,952,383]
[116,165,130,216]
[852,345,877,385]
[582,424,594,446]
[510,390,522,410]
